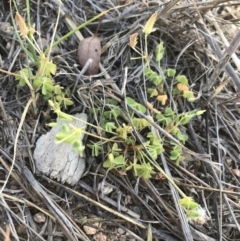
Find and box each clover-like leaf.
[111,143,122,156]
[179,196,199,210]
[176,155,185,165]
[126,97,146,113]
[116,124,132,140]
[177,131,188,143]
[60,124,69,133]
[16,68,31,87]
[147,88,158,97]
[183,90,195,102]
[63,98,73,106]
[73,141,85,156]
[103,154,125,169]
[156,42,165,63]
[104,108,120,119]
[38,54,56,77]
[133,163,155,179]
[87,141,102,157]
[33,77,42,89]
[164,68,176,77]
[186,209,202,221]
[164,107,174,116]
[54,85,62,95]
[176,75,188,84]
[132,117,151,130]
[104,122,116,132]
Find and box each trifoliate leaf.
[164,68,176,77]
[176,75,188,84]
[179,196,200,210]
[183,90,195,102]
[147,88,158,97]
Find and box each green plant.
[9,2,208,224]
[127,12,206,222]
[48,12,206,222]
[11,0,110,110]
[13,10,73,108]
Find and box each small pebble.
[33,212,46,223]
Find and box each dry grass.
[0,0,240,240]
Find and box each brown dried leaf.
[15,12,28,38]
[156,95,168,105]
[78,35,101,75]
[177,83,189,92]
[146,101,160,113]
[129,33,138,49]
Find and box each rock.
[83,223,99,235]
[34,113,87,185]
[33,212,46,223]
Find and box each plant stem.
[44,11,107,54]
[142,151,186,198]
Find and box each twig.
[197,22,240,91]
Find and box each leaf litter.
[0,1,240,241]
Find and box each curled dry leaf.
[129,33,138,49]
[146,101,160,113]
[156,94,168,105]
[78,35,101,75]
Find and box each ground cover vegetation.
[0,0,240,240]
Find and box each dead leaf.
[15,12,28,38]
[143,12,157,36]
[156,95,168,105]
[177,83,189,92]
[129,33,138,49]
[146,101,160,113]
[78,35,101,75]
